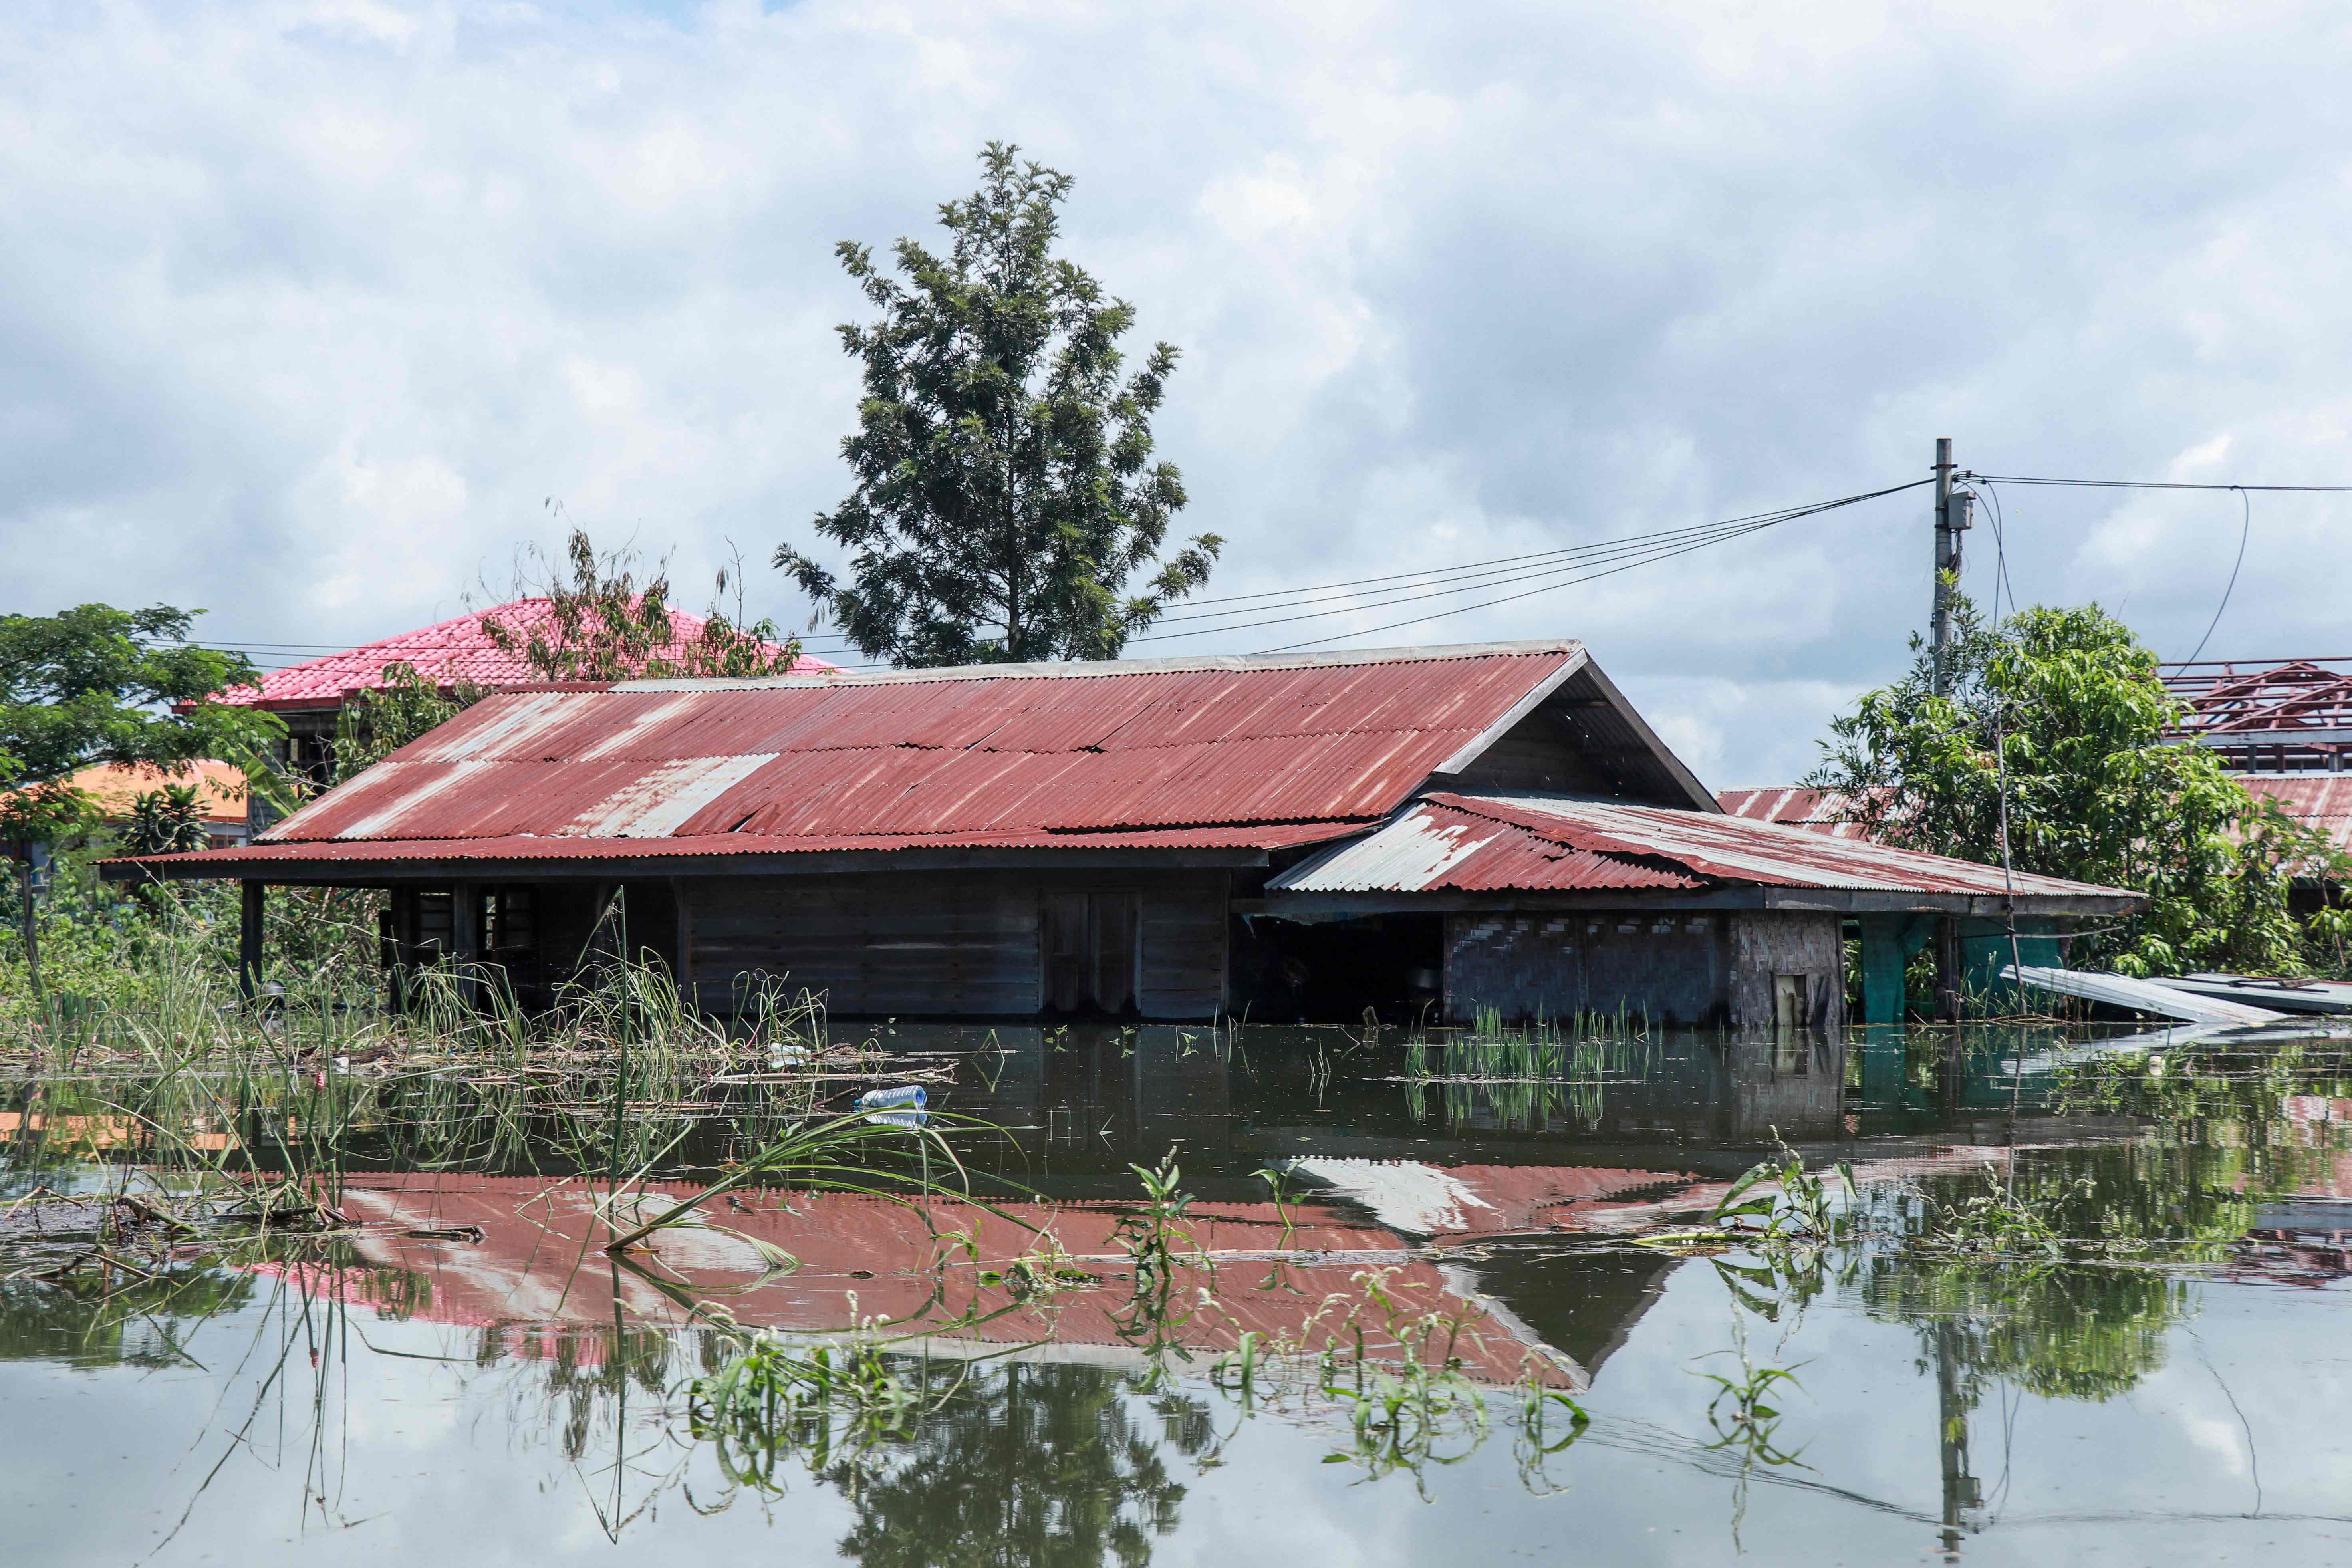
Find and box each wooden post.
[239,881,266,1003]
[451,880,482,1008]
[671,877,695,1014]
[1933,914,1963,1022]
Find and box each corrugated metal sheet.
[1264,799,1702,893]
[215,599,832,710]
[1272,791,2138,902]
[252,645,1584,850]
[2241,774,2352,853]
[1723,776,2352,859]
[1715,786,1875,839]
[135,821,1368,871]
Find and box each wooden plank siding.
[1444,912,1729,1028]
[1140,884,1228,1019]
[681,870,1230,1020]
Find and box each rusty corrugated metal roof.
[2240,774,2352,853]
[249,643,1588,851]
[1270,790,2141,904]
[130,821,1363,873]
[1715,786,1876,839]
[1262,797,1702,893]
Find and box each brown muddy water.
[4,1020,2351,1566]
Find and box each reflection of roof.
[1270,791,2141,908]
[252,643,1588,848]
[1292,1159,1688,1236]
[312,1175,1588,1387]
[213,598,834,711]
[40,761,247,823]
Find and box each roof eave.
[101,842,1303,883]
[1244,888,2145,917]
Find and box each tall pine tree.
[778,143,1218,666]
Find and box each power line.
[148,474,1930,673]
[1962,474,2352,493]
[2181,488,2252,667]
[1128,514,1806,644]
[1130,503,1883,621]
[766,505,1920,655]
[1255,478,1933,653]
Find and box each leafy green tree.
[826,1362,1191,1568]
[0,605,280,995]
[482,527,804,683]
[1809,593,2328,976]
[332,662,489,785]
[777,142,1219,666]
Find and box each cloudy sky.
[6,0,2351,785]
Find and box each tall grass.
[1400,1008,1655,1131]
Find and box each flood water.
[6,1020,2352,1566]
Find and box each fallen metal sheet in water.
[1998,1021,2235,1076]
[2002,963,2287,1025]
[2151,973,2352,1015]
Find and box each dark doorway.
[1042,892,1139,1015]
[1230,913,1443,1023]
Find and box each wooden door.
[1041,891,1139,1014]
[1090,894,1139,1014]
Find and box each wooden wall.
[1726,911,1844,1032]
[1444,912,1728,1027]
[681,870,1229,1020]
[1443,909,1847,1033]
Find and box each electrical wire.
[2181,487,2251,667]
[771,502,1926,655]
[1132,515,1793,643]
[1134,505,1878,625]
[146,475,1931,673]
[1250,478,1933,653]
[1965,472,2260,667]
[1963,474,2352,492]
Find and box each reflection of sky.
[5,1254,2349,1564]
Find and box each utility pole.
[1929,437,1972,1021]
[1929,437,1971,695]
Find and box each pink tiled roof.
[216,599,833,710]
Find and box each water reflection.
[2,1022,2351,1563]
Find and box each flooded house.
[115,641,2140,1028]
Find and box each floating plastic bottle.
[856,1084,927,1110]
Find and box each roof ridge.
[612,639,1585,692]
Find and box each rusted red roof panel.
[251,646,1583,850]
[1715,786,1876,840]
[125,820,1365,872]
[1260,798,1701,893]
[2241,774,2352,853]
[1272,791,2139,903]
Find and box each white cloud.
[4,1,2352,777]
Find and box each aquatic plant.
[1115,1149,1197,1286]
[687,1325,950,1490]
